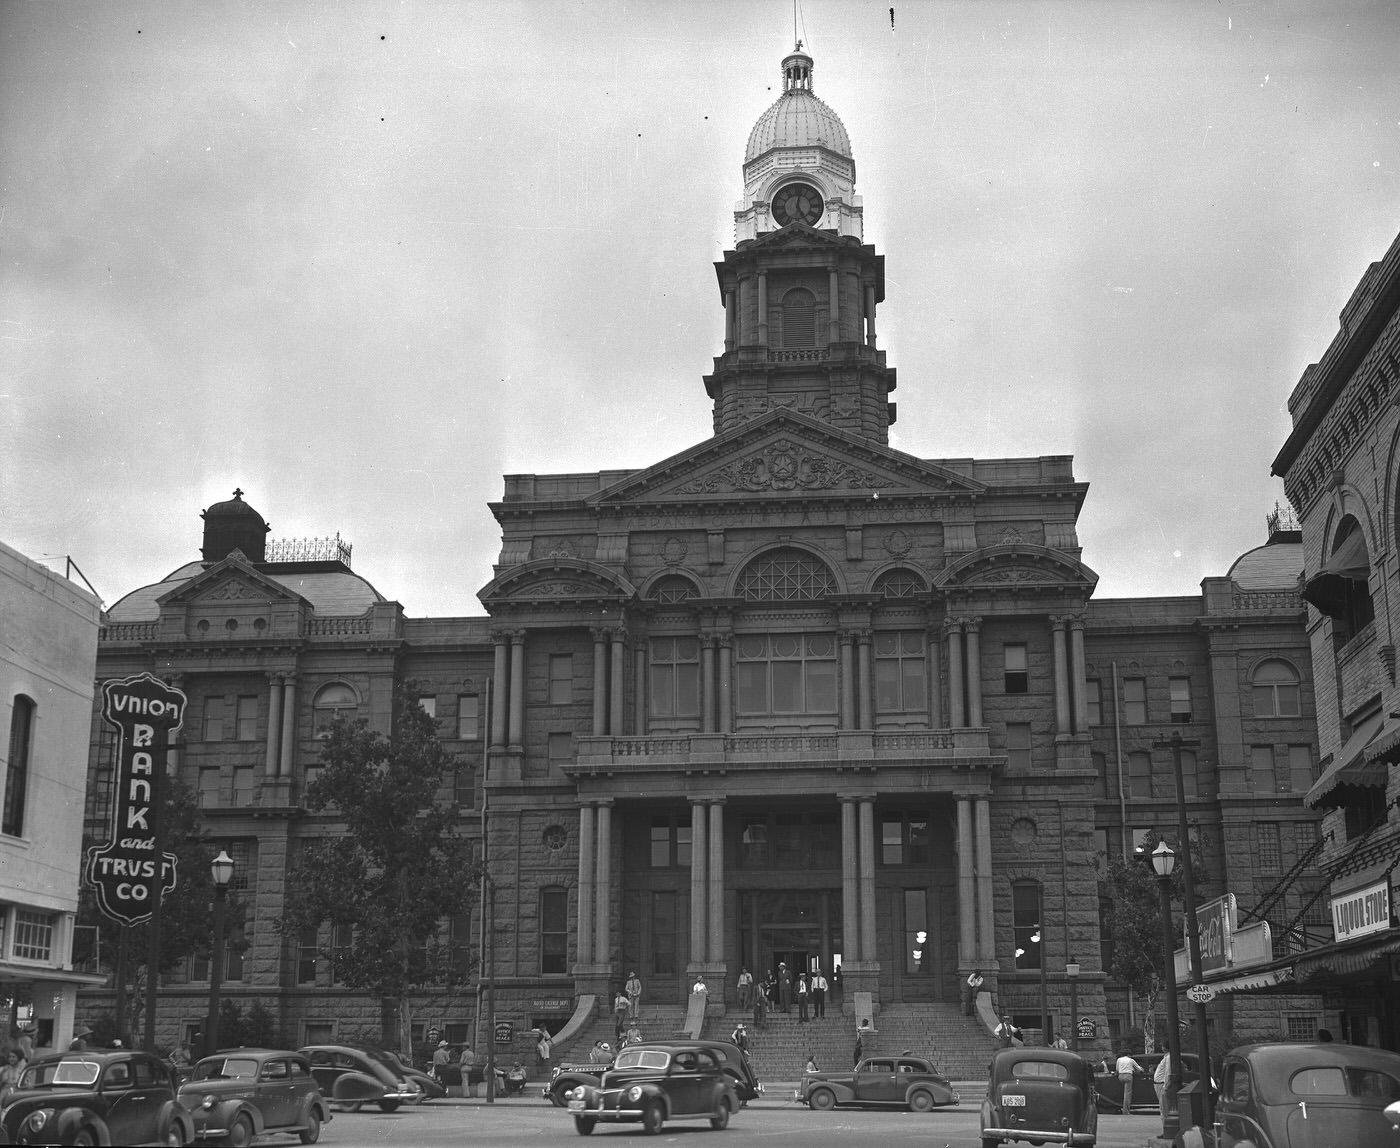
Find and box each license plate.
[567,1100,585,1111]
[1002,1094,1025,1106]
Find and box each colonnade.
[263,672,297,777]
[574,801,614,967]
[720,267,879,352]
[944,614,1090,734]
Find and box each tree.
[277,683,479,1055]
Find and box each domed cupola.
[200,488,270,563]
[735,44,862,243]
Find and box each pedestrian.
[589,1040,612,1065]
[68,1028,91,1052]
[752,982,767,1029]
[796,973,810,1022]
[964,970,984,1016]
[170,1042,192,1078]
[731,1023,749,1053]
[1051,1032,1068,1050]
[1115,1050,1144,1112]
[994,1015,1023,1048]
[432,1040,452,1085]
[778,962,793,1013]
[831,963,843,1004]
[691,975,709,1011]
[536,1029,553,1076]
[853,1020,870,1067]
[811,967,827,1019]
[626,971,643,1019]
[737,967,753,1011]
[459,1044,479,1097]
[805,1055,818,1074]
[1153,1051,1172,1118]
[0,1049,22,1107]
[613,990,630,1044]
[625,1021,643,1046]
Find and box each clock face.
[772,183,824,227]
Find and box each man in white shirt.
[1115,1052,1145,1112]
[1153,1052,1172,1118]
[811,968,828,1018]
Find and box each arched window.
[1252,660,1301,718]
[1304,517,1374,643]
[648,575,698,604]
[736,548,836,602]
[3,695,35,837]
[781,289,816,348]
[313,682,359,736]
[871,568,926,598]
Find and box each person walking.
[625,971,643,1019]
[752,981,767,1029]
[810,968,827,1019]
[432,1040,452,1086]
[805,1055,819,1074]
[1153,1051,1172,1118]
[778,963,793,1013]
[736,967,753,1012]
[613,990,630,1045]
[459,1044,479,1097]
[853,1020,871,1067]
[1115,1050,1145,1112]
[995,1015,1023,1048]
[731,1023,749,1053]
[831,963,843,1004]
[796,974,810,1022]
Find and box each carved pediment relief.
[677,438,891,495]
[939,544,1100,592]
[479,557,638,606]
[195,578,271,604]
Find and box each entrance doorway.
[737,891,842,984]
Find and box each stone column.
[690,802,708,967]
[946,620,965,728]
[724,287,736,352]
[594,801,613,965]
[956,797,976,968]
[717,633,734,734]
[841,798,860,962]
[490,633,509,750]
[264,673,283,778]
[1051,617,1072,734]
[701,635,717,734]
[965,619,984,727]
[865,283,877,347]
[279,675,297,778]
[858,799,877,963]
[592,628,609,737]
[974,797,996,964]
[1069,616,1089,734]
[708,800,725,964]
[856,630,873,730]
[925,627,944,728]
[757,271,768,346]
[508,631,526,750]
[609,630,626,736]
[577,804,596,969]
[839,631,856,729]
[633,643,648,735]
[828,267,840,344]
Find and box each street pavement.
[291,1091,1167,1147]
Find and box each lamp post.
[204,850,235,1059]
[1034,925,1048,1045]
[1066,957,1080,1052]
[1151,841,1182,1142]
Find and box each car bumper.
[567,1099,643,1122]
[981,1128,1094,1145]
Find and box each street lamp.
[1151,841,1182,1142]
[1066,957,1080,1052]
[204,850,235,1059]
[1034,925,1048,1046]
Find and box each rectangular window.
[4,696,35,837]
[1169,677,1192,723]
[738,817,767,867]
[1006,722,1032,770]
[203,696,226,742]
[1099,895,1114,971]
[1003,644,1028,694]
[650,638,701,719]
[882,816,903,865]
[297,927,319,984]
[330,922,353,985]
[904,889,931,975]
[652,891,677,976]
[13,910,54,961]
[1288,746,1313,792]
[650,817,692,868]
[225,922,246,982]
[548,655,573,705]
[1255,823,1281,872]
[454,766,475,808]
[736,634,837,717]
[1128,751,1152,798]
[198,768,220,809]
[1013,884,1042,970]
[1179,750,1198,800]
[1295,821,1321,862]
[236,695,258,741]
[774,814,805,869]
[547,732,573,764]
[540,888,568,974]
[233,766,254,807]
[1250,745,1278,794]
[874,633,928,712]
[457,695,480,740]
[1122,678,1147,725]
[1284,1015,1319,1043]
[1085,680,1102,726]
[418,695,436,719]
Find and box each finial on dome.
[782,45,814,94]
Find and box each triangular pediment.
[156,551,306,609]
[751,222,846,250]
[589,410,985,505]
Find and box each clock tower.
[705,45,897,442]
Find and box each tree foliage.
[277,683,479,1053]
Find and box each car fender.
[299,1093,332,1124]
[904,1081,952,1107]
[159,1099,197,1142]
[980,1097,994,1129]
[209,1098,265,1133]
[55,1108,112,1145]
[635,1082,669,1117]
[713,1078,739,1111]
[553,1070,602,1095]
[331,1069,387,1102]
[819,1079,858,1103]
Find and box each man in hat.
[431,1039,452,1085]
[625,971,643,1019]
[69,1029,93,1052]
[778,963,792,1013]
[730,1022,749,1053]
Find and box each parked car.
[1,1049,196,1147]
[981,1046,1098,1148]
[562,1041,740,1135]
[546,1060,610,1107]
[798,1054,958,1112]
[1184,1041,1400,1148]
[692,1039,763,1105]
[1092,1051,1202,1113]
[381,1050,446,1101]
[297,1044,422,1112]
[178,1049,330,1146]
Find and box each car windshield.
[613,1050,670,1071]
[23,1059,102,1088]
[193,1057,259,1081]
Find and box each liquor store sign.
[84,674,185,926]
[1331,880,1392,943]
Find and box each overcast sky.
[3,0,1398,617]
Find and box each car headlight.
[27,1110,50,1131]
[202,1094,218,1109]
[627,1085,643,1103]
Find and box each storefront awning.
[0,960,109,988]
[1205,967,1296,994]
[1301,530,1371,618]
[1293,930,1400,980]
[1305,710,1388,810]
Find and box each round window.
[543,825,567,852]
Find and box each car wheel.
[333,1100,363,1113]
[73,1131,98,1147]
[809,1087,836,1111]
[574,1115,596,1135]
[377,1098,401,1113]
[981,1138,1002,1148]
[641,1101,665,1134]
[909,1089,934,1112]
[164,1120,189,1146]
[710,1096,732,1130]
[299,1111,322,1144]
[226,1113,255,1148]
[551,1082,572,1107]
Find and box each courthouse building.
[81,46,1331,1058]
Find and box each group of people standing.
[611,970,645,1047]
[738,962,842,1028]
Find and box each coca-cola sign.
[84,673,184,925]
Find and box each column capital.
[706,796,727,807]
[1067,614,1087,632]
[942,616,964,637]
[609,627,628,644]
[1049,615,1070,631]
[590,626,610,642]
[265,671,285,684]
[508,628,527,643]
[593,797,615,808]
[963,617,982,635]
[489,627,513,644]
[713,630,734,648]
[851,627,873,644]
[838,629,856,647]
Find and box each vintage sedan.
[563,1042,740,1135]
[1092,1052,1202,1113]
[981,1046,1098,1148]
[177,1049,330,1146]
[380,1050,446,1101]
[1184,1041,1400,1148]
[297,1044,422,1112]
[799,1055,958,1112]
[1,1049,196,1147]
